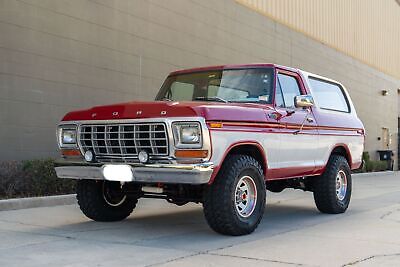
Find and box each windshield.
[156,68,274,103]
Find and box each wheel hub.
[102,182,127,207]
[235,175,257,218]
[336,170,347,201]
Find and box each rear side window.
[309,78,350,113]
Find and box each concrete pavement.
[0,172,399,266]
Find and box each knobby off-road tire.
[77,180,137,222]
[203,154,266,236]
[313,155,352,214]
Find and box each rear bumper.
[54,159,214,184]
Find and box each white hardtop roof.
[299,69,346,89]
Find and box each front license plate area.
[102,165,133,182]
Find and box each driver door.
[270,70,318,179]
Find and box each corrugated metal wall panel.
[236,0,400,79]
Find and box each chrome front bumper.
[54,159,214,184]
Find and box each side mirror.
[294,95,314,108]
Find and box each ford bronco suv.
[55,64,364,236]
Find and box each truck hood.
[62,101,273,122]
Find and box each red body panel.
[62,101,277,123]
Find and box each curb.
[352,171,397,177]
[0,194,76,211]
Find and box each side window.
[277,73,301,108]
[170,82,194,101]
[275,80,285,108]
[309,78,349,112]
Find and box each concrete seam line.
[0,194,77,211]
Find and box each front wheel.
[76,180,138,222]
[313,155,352,214]
[203,155,266,236]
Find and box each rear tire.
[77,180,137,222]
[203,155,266,236]
[313,155,352,214]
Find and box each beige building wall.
[0,0,399,164]
[236,0,400,80]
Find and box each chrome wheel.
[235,175,257,218]
[102,182,127,207]
[336,170,347,201]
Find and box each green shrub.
[361,151,389,172]
[364,160,372,172]
[362,151,370,162]
[0,159,75,199]
[370,160,388,172]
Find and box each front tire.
[203,155,266,236]
[313,155,352,214]
[77,180,137,222]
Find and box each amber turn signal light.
[208,122,223,128]
[61,149,81,157]
[175,150,208,158]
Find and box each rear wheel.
[77,180,137,222]
[203,155,266,236]
[313,155,352,214]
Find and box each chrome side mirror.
[294,95,314,108]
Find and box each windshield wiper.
[160,97,173,101]
[195,96,229,103]
[231,99,270,104]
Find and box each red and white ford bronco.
[55,64,364,235]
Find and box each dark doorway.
[398,118,400,170]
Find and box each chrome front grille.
[78,123,168,161]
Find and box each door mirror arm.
[293,108,312,135]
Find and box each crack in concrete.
[143,251,203,267]
[0,217,209,250]
[342,252,400,266]
[0,218,54,228]
[0,237,68,251]
[207,252,310,266]
[0,218,122,234]
[144,250,310,267]
[380,208,400,221]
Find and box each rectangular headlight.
[58,125,77,148]
[62,129,77,144]
[172,122,202,148]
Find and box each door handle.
[306,117,314,123]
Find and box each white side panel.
[209,130,281,169]
[316,135,364,167]
[210,129,364,171]
[278,134,317,169]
